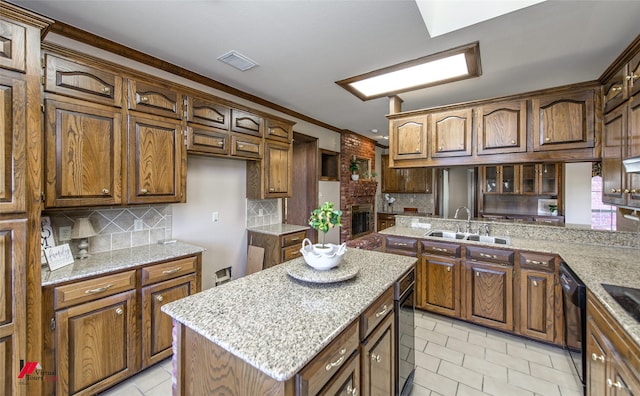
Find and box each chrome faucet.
[454,206,471,233]
[483,223,490,236]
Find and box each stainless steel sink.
[424,229,510,245]
[465,234,511,245]
[424,230,469,240]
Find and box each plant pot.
[312,244,335,255]
[351,174,359,181]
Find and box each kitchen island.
[162,248,416,395]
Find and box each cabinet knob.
[476,272,480,277]
[607,379,623,389]
[438,146,443,151]
[631,189,637,194]
[140,96,149,103]
[115,307,123,315]
[545,137,551,142]
[370,353,381,362]
[447,267,451,272]
[533,281,538,287]
[269,188,275,192]
[346,384,358,396]
[140,188,148,194]
[627,73,639,81]
[591,353,605,362]
[102,188,110,194]
[103,87,111,94]
[511,140,516,145]
[624,189,630,194]
[156,295,164,302]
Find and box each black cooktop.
[601,284,640,322]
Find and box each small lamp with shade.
[71,218,97,259]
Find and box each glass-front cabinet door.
[521,164,537,194]
[483,166,499,194]
[539,163,558,195]
[501,165,517,193]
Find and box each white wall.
[564,162,592,225]
[318,180,341,244]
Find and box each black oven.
[395,267,415,396]
[559,262,586,394]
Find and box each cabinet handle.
[290,237,300,242]
[371,353,381,362]
[591,353,605,362]
[533,281,538,287]
[479,253,497,259]
[238,144,245,149]
[396,243,408,247]
[525,259,545,266]
[476,272,480,277]
[102,188,110,194]
[447,267,451,272]
[115,308,123,315]
[140,96,149,103]
[140,188,148,194]
[156,295,164,302]
[84,284,113,294]
[611,85,623,92]
[162,267,182,275]
[432,247,448,253]
[103,87,111,94]
[216,141,224,147]
[269,188,275,192]
[325,348,347,371]
[607,379,623,389]
[375,305,388,318]
[216,116,223,121]
[627,73,639,81]
[346,384,358,396]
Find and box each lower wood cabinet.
[318,352,360,396]
[421,254,461,317]
[382,235,418,257]
[517,252,557,343]
[248,229,307,270]
[464,260,514,332]
[360,311,395,396]
[377,213,395,232]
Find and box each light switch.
[212,212,219,222]
[59,226,72,241]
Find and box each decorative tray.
[286,258,359,284]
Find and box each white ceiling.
[9,0,640,146]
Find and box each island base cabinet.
[142,274,196,368]
[54,290,137,396]
[318,352,360,396]
[360,312,395,396]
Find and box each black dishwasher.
[395,267,415,396]
[559,262,586,394]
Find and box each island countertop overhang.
[161,248,416,382]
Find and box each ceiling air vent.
[217,50,258,71]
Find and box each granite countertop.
[247,223,310,236]
[42,241,205,287]
[162,249,415,382]
[381,225,640,346]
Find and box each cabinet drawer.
[297,320,359,396]
[420,240,461,257]
[282,231,306,247]
[53,270,136,309]
[230,133,262,159]
[0,18,26,72]
[282,245,302,262]
[360,287,394,340]
[187,125,229,155]
[466,246,514,265]
[231,109,262,137]
[141,256,197,286]
[265,117,292,142]
[187,95,230,129]
[519,252,556,272]
[384,236,418,256]
[127,79,183,119]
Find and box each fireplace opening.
[351,204,372,239]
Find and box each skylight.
[336,42,481,101]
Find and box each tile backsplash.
[246,199,281,227]
[44,205,172,255]
[377,193,435,214]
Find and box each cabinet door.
[518,270,554,342]
[520,163,538,194]
[128,115,185,204]
[265,117,292,142]
[587,319,608,396]
[264,140,291,197]
[55,290,137,395]
[501,165,517,194]
[627,94,640,207]
[629,52,640,97]
[603,67,627,114]
[422,255,460,317]
[464,261,513,331]
[609,358,640,396]
[0,18,26,72]
[482,165,499,194]
[187,95,230,129]
[531,89,595,151]
[231,109,262,137]
[430,108,472,157]
[0,220,26,395]
[44,53,122,107]
[127,79,183,119]
[0,76,26,213]
[539,163,559,195]
[391,116,428,161]
[602,106,626,205]
[477,100,527,155]
[405,167,431,193]
[317,352,359,396]
[186,124,228,156]
[381,155,404,193]
[142,274,196,367]
[45,98,122,207]
[360,312,395,396]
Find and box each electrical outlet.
[59,226,72,241]
[134,219,144,231]
[212,212,219,222]
[258,208,264,216]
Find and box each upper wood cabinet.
[0,18,27,73]
[44,98,123,208]
[187,95,230,129]
[391,115,428,161]
[127,114,185,204]
[0,75,26,213]
[430,108,472,157]
[246,140,291,199]
[477,100,527,155]
[231,109,262,137]
[531,88,596,151]
[127,79,184,119]
[187,124,229,156]
[520,163,559,195]
[44,53,122,107]
[381,155,431,193]
[604,50,640,114]
[265,117,292,142]
[481,164,518,194]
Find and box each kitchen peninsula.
[162,248,415,395]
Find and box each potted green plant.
[308,202,342,252]
[349,158,359,181]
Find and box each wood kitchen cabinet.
[0,75,26,213]
[126,78,184,119]
[390,115,428,161]
[531,88,596,151]
[430,108,472,158]
[383,235,419,257]
[127,114,186,204]
[381,155,431,194]
[482,163,559,196]
[246,139,292,199]
[265,117,293,142]
[248,229,307,269]
[603,48,640,114]
[231,108,263,137]
[463,246,514,332]
[187,94,231,129]
[360,311,395,396]
[477,100,527,155]
[481,164,518,194]
[421,253,461,317]
[587,291,640,396]
[44,98,123,207]
[377,213,396,232]
[518,252,557,343]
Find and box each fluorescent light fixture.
[336,42,481,101]
[217,50,258,71]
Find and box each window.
[591,175,616,230]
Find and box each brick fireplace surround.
[340,131,377,242]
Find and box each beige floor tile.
[452,321,488,338]
[559,384,584,396]
[549,351,577,374]
[131,364,172,393]
[485,329,527,348]
[414,366,459,396]
[438,360,483,390]
[415,335,428,353]
[508,368,561,396]
[434,322,470,342]
[416,349,441,372]
[507,344,553,367]
[467,332,507,354]
[462,355,508,381]
[483,376,535,396]
[529,362,581,391]
[411,383,432,396]
[446,337,486,359]
[144,378,173,396]
[98,381,143,396]
[457,383,491,396]
[415,314,438,331]
[425,342,464,366]
[416,325,449,346]
[485,348,531,374]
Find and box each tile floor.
[100,311,583,396]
